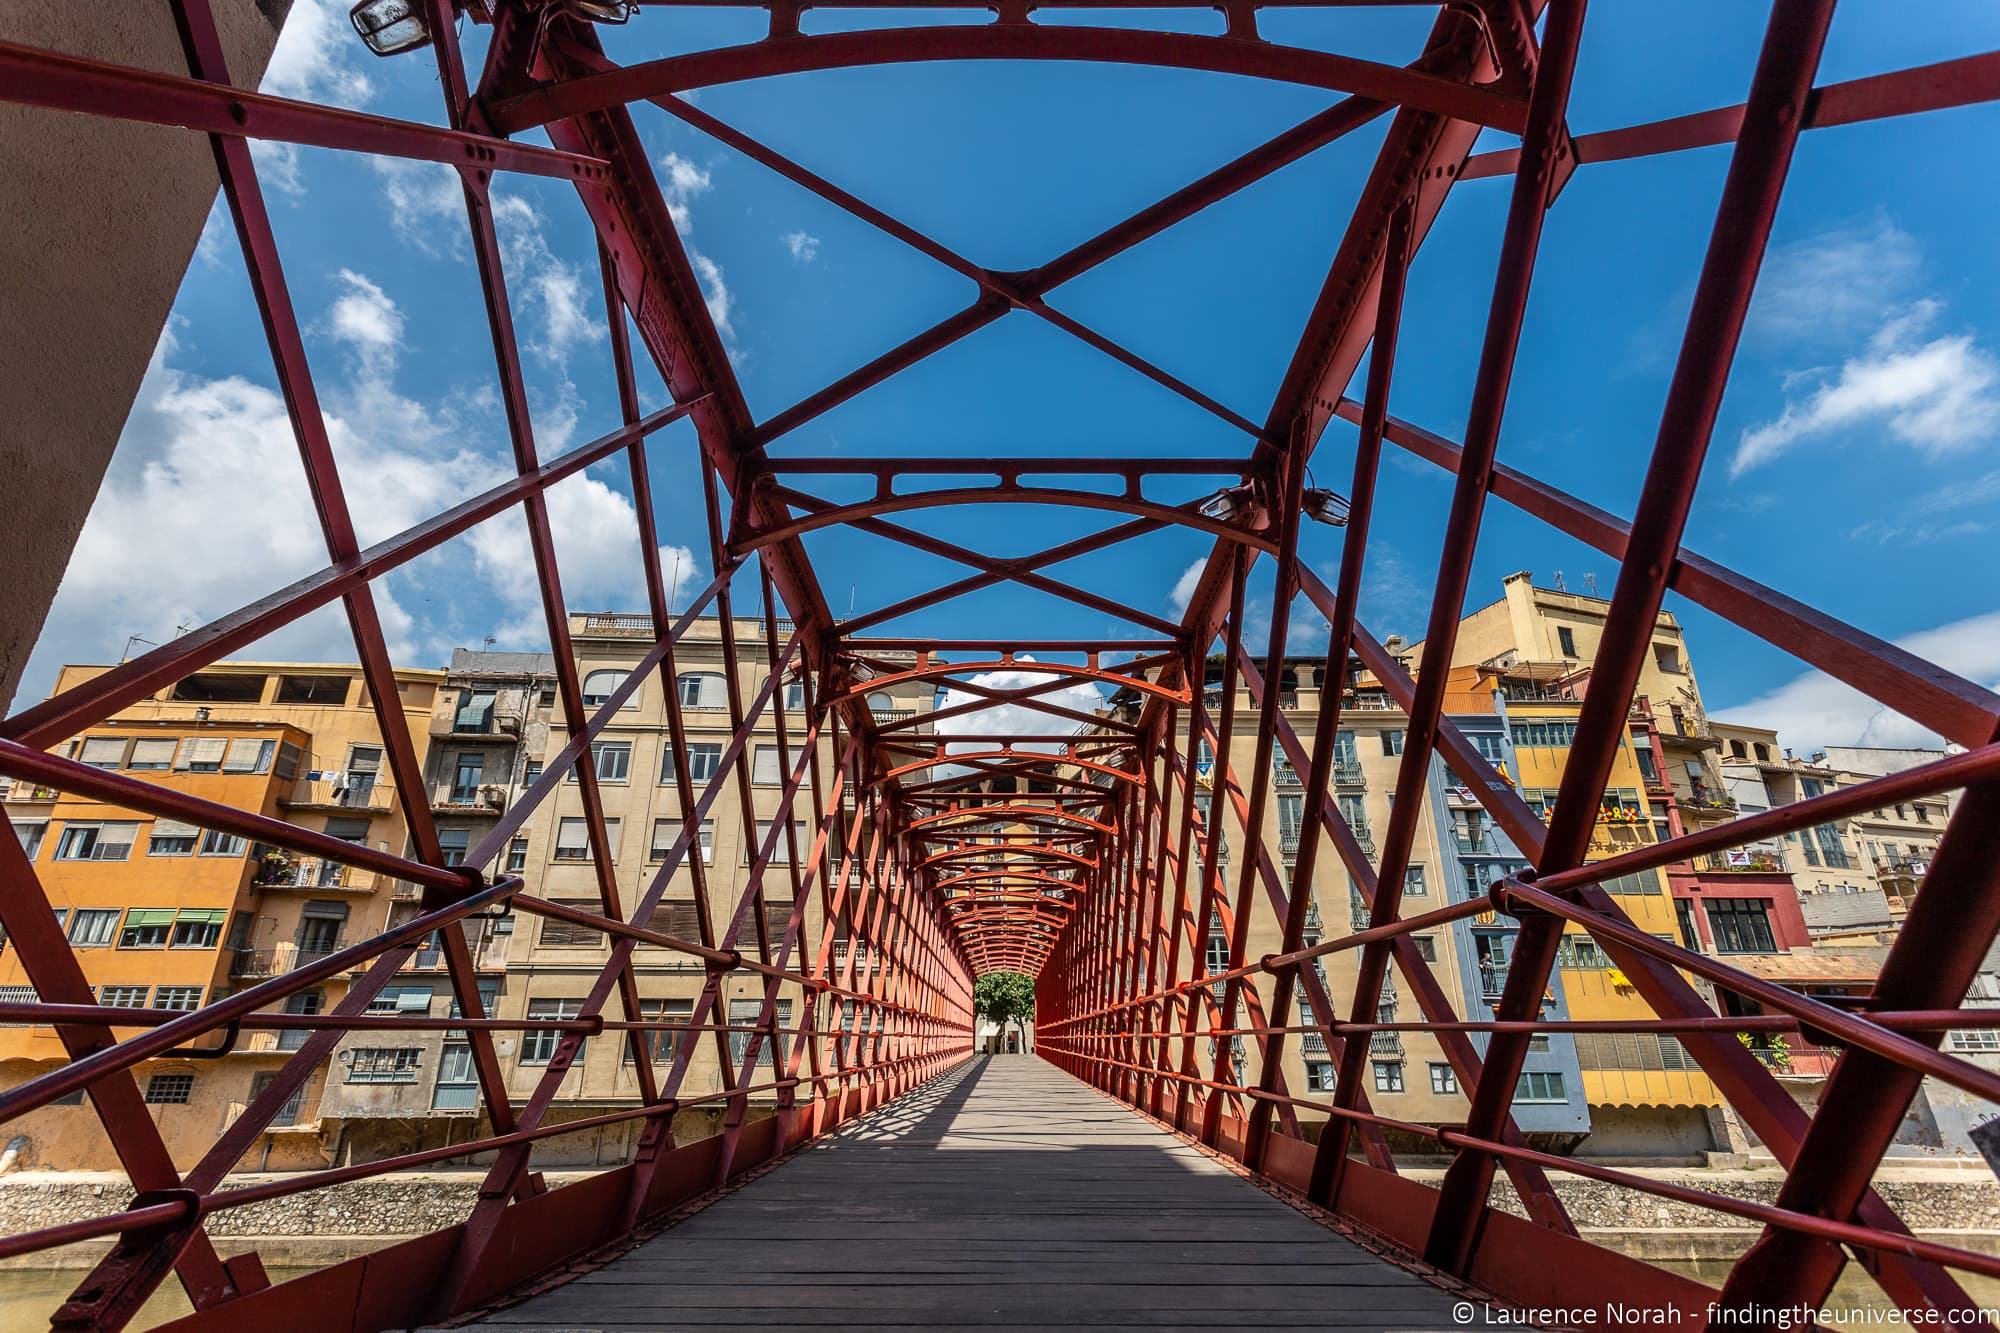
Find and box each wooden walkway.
[463,1056,1472,1330]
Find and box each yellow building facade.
[0,661,442,1170]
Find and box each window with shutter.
[650,819,715,865]
[539,902,605,948]
[751,745,783,786]
[127,738,179,770]
[761,898,796,941]
[175,738,228,771]
[147,819,199,856]
[223,738,275,772]
[79,737,127,768]
[645,900,704,944]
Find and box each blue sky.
[21,0,2000,756]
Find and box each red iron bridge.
[2,1,1999,1329]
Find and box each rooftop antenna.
[1584,572,1598,597]
[483,636,496,650]
[1552,571,1566,592]
[848,584,857,618]
[121,634,158,662]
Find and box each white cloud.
[782,231,820,263]
[1353,547,1429,640]
[325,269,404,368]
[371,158,465,251]
[658,153,712,237]
[491,192,604,365]
[1168,557,1206,615]
[1747,219,1923,347]
[692,253,734,340]
[1716,610,2000,754]
[254,0,374,195]
[935,661,1107,771]
[1733,301,2000,477]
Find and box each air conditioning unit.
[480,785,508,809]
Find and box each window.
[10,820,47,861]
[100,985,150,1007]
[568,741,631,784]
[78,737,127,769]
[346,1048,422,1083]
[250,1070,310,1125]
[147,819,199,857]
[1412,935,1438,963]
[728,998,792,1071]
[506,837,529,872]
[144,1073,195,1104]
[676,672,729,710]
[1557,936,1605,968]
[118,909,174,949]
[1634,743,1659,785]
[1403,864,1426,897]
[1510,719,1579,749]
[661,742,723,786]
[433,1043,479,1110]
[1276,793,1305,852]
[278,989,322,1052]
[783,680,807,713]
[1754,743,1771,761]
[1951,1029,2000,1053]
[522,999,583,1064]
[170,909,226,950]
[367,984,434,1015]
[630,998,696,1064]
[67,909,118,948]
[54,822,137,861]
[1706,898,1777,954]
[1915,804,1932,825]
[752,745,785,787]
[127,738,178,771]
[523,759,544,785]
[1372,1061,1404,1092]
[581,669,629,709]
[198,829,246,857]
[174,738,228,772]
[553,817,621,862]
[1728,739,1747,759]
[1556,626,1577,658]
[438,827,470,868]
[1205,932,1230,977]
[1516,1071,1567,1103]
[153,986,203,1011]
[650,818,716,865]
[275,674,350,704]
[1653,643,1683,674]
[1429,1063,1458,1095]
[451,752,485,801]
[1306,1062,1335,1092]
[1379,730,1405,756]
[1469,731,1506,765]
[1601,868,1662,896]
[172,673,265,703]
[223,738,275,773]
[753,821,809,865]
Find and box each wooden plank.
[460,1057,1474,1332]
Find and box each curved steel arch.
[486,26,1527,136]
[874,749,1142,788]
[736,484,1276,556]
[907,804,1117,836]
[830,656,1186,707]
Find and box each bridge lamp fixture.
[1301,487,1351,526]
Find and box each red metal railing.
[0,0,1998,1329]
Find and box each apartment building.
[1714,727,1875,898]
[0,661,442,1170]
[1173,657,1589,1143]
[487,613,934,1164]
[1437,660,1725,1157]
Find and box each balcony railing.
[283,776,393,812]
[432,708,525,741]
[1369,1032,1403,1055]
[1692,850,1785,873]
[431,781,508,814]
[871,709,915,725]
[0,782,59,804]
[253,856,378,892]
[230,940,344,979]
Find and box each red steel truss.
[2,0,2000,1328]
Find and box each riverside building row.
[0,577,1970,1170]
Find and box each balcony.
[0,782,58,804]
[1691,850,1785,874]
[283,775,393,813]
[402,934,508,971]
[253,855,379,893]
[871,708,914,725]
[1334,758,1363,786]
[1369,1031,1402,1056]
[431,781,509,815]
[230,940,344,979]
[1455,831,1493,855]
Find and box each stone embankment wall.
[1,1168,1996,1268]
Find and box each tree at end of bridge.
[975,972,1035,1027]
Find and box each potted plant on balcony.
[256,847,297,886]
